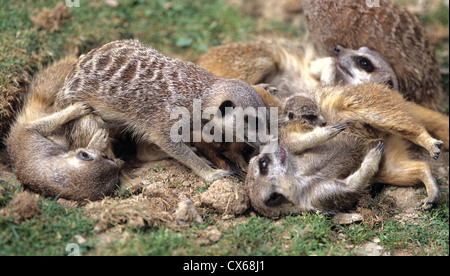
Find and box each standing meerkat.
[55,39,267,182]
[6,57,123,201]
[302,0,442,110]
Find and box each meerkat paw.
[358,141,384,177]
[421,190,441,210]
[72,102,92,117]
[87,129,109,151]
[256,83,279,94]
[366,141,384,163]
[430,140,444,160]
[325,123,347,139]
[203,169,232,183]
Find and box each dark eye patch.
[259,155,271,175]
[302,114,317,121]
[356,57,374,73]
[77,151,94,161]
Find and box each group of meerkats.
[5,0,449,217]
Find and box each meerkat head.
[209,79,269,148]
[334,45,399,90]
[53,148,124,200]
[279,95,327,127]
[245,140,300,217]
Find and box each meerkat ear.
[218,100,235,116]
[386,79,394,89]
[264,192,289,207]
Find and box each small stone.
[332,213,363,225]
[174,199,203,226]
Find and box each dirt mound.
[83,159,251,231]
[0,192,41,223]
[31,2,71,33]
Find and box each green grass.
[0,197,95,256]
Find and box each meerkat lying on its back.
[55,40,267,182]
[6,58,123,201]
[246,83,443,216]
[200,41,445,213]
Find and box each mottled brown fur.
[199,40,445,215]
[247,84,443,216]
[303,0,442,109]
[55,40,267,182]
[6,57,123,201]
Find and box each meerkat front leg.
[27,102,91,135]
[281,123,347,153]
[156,140,231,182]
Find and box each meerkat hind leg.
[332,87,443,159]
[345,142,384,191]
[375,136,441,209]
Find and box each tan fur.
[247,84,443,216]
[302,0,442,109]
[199,38,449,148]
[199,40,446,215]
[6,57,123,201]
[55,40,267,182]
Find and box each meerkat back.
[302,0,442,109]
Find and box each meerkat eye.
[356,57,374,73]
[303,114,317,121]
[259,155,270,175]
[77,151,94,161]
[288,112,294,120]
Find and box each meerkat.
[55,39,267,183]
[302,0,442,110]
[246,83,443,216]
[6,57,123,201]
[199,41,445,212]
[279,95,327,127]
[199,39,449,148]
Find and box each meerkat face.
[58,148,123,200]
[334,45,399,90]
[245,142,299,217]
[280,96,327,127]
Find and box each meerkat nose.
[334,45,341,56]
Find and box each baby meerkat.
[279,95,327,127]
[6,57,123,201]
[302,0,442,109]
[55,40,267,182]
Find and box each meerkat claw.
[431,141,443,160]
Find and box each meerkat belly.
[294,138,367,179]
